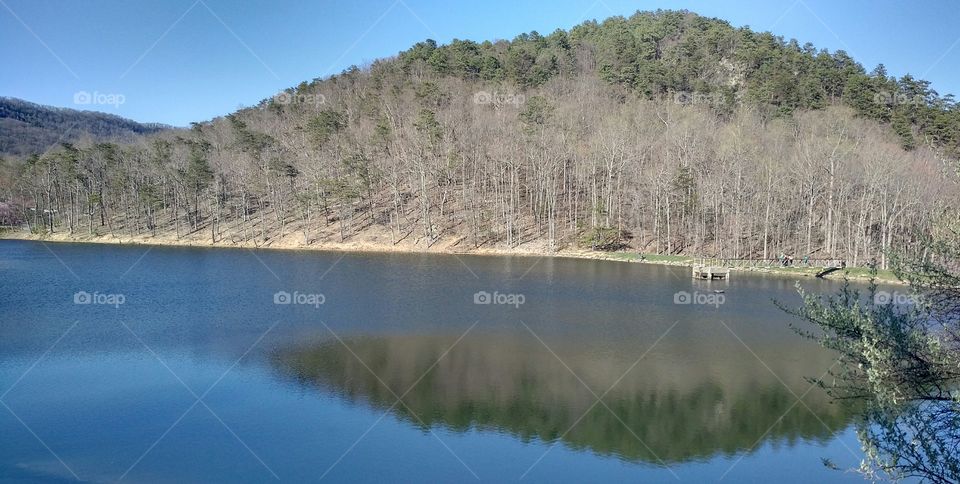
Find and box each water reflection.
[272,332,860,464]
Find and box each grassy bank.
[606,251,898,283]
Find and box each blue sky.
[1,0,958,126]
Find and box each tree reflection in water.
[271,333,859,465]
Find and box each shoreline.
[0,230,903,284]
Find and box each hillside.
[0,97,169,156]
[3,10,959,267]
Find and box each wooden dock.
[692,265,730,280]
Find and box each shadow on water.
[270,332,862,465]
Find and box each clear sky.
[2,0,957,126]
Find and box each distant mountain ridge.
[0,97,170,156]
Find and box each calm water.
[0,240,867,483]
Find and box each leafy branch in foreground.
[783,221,960,482]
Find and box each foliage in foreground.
[786,221,960,482]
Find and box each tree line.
[2,10,958,268]
[0,97,167,156]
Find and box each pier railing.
[696,258,843,269]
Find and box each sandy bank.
[0,229,901,284]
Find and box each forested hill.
[5,10,960,267]
[0,97,169,156]
[376,10,959,157]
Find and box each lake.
[0,240,866,482]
